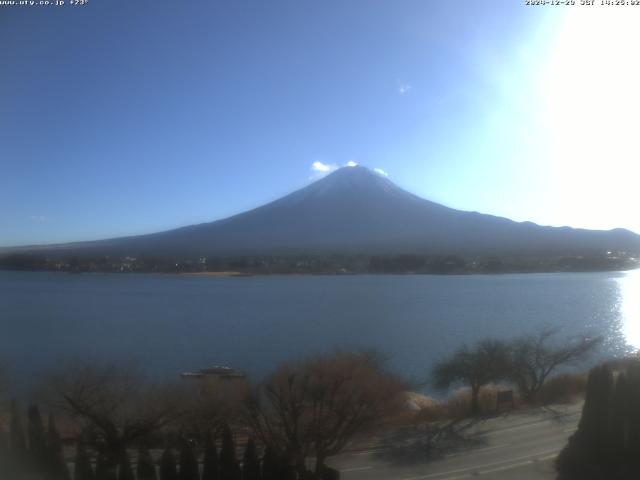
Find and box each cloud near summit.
[311,161,338,173]
[309,161,389,179]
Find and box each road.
[330,403,582,480]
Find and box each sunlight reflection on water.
[618,269,640,350]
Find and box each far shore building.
[181,365,247,396]
[181,365,246,380]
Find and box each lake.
[1,270,638,390]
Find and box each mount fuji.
[6,165,640,258]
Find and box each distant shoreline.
[181,271,254,277]
[1,267,638,277]
[2,250,638,277]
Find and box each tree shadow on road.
[374,418,487,465]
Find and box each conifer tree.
[242,438,261,480]
[220,425,241,480]
[118,451,135,480]
[0,425,11,478]
[556,364,621,479]
[27,404,47,473]
[578,364,613,447]
[609,372,630,467]
[10,400,27,458]
[137,445,158,480]
[179,441,199,480]
[96,452,118,480]
[260,445,279,480]
[74,441,95,480]
[9,400,27,476]
[160,447,178,480]
[280,461,296,480]
[626,362,640,471]
[202,433,219,480]
[47,414,71,480]
[263,447,294,480]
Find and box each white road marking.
[341,466,374,472]
[398,449,560,480]
[477,452,558,476]
[482,420,562,435]
[473,411,580,436]
[351,449,384,456]
[444,443,510,458]
[478,459,535,475]
[536,453,559,462]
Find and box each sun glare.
[618,269,640,350]
[538,8,640,232]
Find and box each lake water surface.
[1,270,639,388]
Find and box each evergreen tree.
[179,441,199,480]
[74,441,95,480]
[260,445,279,480]
[47,414,71,480]
[202,433,219,480]
[27,404,48,473]
[137,445,158,480]
[625,362,640,471]
[118,451,135,480]
[609,372,630,468]
[0,425,12,478]
[220,425,241,480]
[10,400,27,457]
[261,448,295,480]
[578,364,613,452]
[96,452,118,480]
[556,364,627,479]
[280,461,296,480]
[242,438,261,480]
[160,448,178,480]
[322,466,340,480]
[8,400,27,476]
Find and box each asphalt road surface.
[330,403,582,480]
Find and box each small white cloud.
[374,168,389,177]
[312,161,336,172]
[398,82,412,95]
[345,161,358,167]
[310,161,339,179]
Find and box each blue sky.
[2,1,639,246]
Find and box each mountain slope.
[6,166,640,258]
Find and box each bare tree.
[178,377,249,441]
[48,362,183,474]
[432,339,510,415]
[506,329,601,402]
[244,350,405,478]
